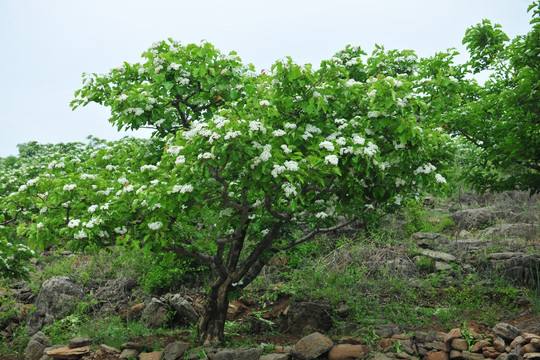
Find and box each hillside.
[1,190,538,359]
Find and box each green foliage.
[403,199,432,236]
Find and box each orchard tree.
[5,40,453,344]
[447,1,540,193]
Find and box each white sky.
[0,0,533,157]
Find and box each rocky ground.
[1,190,539,360]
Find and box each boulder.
[374,324,403,338]
[163,341,190,360]
[142,297,169,328]
[68,337,92,348]
[292,332,334,360]
[24,331,51,360]
[489,253,540,286]
[168,294,199,324]
[492,323,522,341]
[286,302,333,334]
[26,277,83,334]
[450,208,496,231]
[412,232,450,248]
[419,249,457,263]
[119,348,140,360]
[482,223,538,240]
[260,354,290,360]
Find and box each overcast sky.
[0,0,533,158]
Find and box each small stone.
[424,351,449,360]
[45,345,91,359]
[462,351,485,360]
[338,337,366,345]
[374,324,403,339]
[449,350,462,359]
[435,261,453,271]
[140,351,164,360]
[373,353,393,360]
[523,353,540,359]
[328,344,369,360]
[121,342,145,350]
[396,353,410,359]
[471,340,491,353]
[25,331,52,360]
[452,339,469,351]
[434,341,451,352]
[495,354,508,360]
[379,339,394,351]
[483,347,501,358]
[100,344,121,354]
[120,349,140,360]
[419,249,457,262]
[493,337,505,353]
[426,332,447,343]
[510,337,523,349]
[163,342,191,360]
[445,329,463,343]
[260,354,290,360]
[522,344,540,355]
[68,337,93,348]
[292,332,334,360]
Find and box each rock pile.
[22,322,540,360]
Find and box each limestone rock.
[445,328,463,343]
[142,297,169,329]
[419,249,457,262]
[328,344,369,360]
[260,354,290,360]
[492,323,522,341]
[523,353,540,359]
[292,332,334,360]
[374,324,403,338]
[26,277,83,334]
[214,347,264,360]
[449,350,462,359]
[24,331,51,360]
[68,337,92,348]
[451,208,495,231]
[471,340,491,353]
[482,223,538,240]
[99,344,121,354]
[483,347,502,358]
[168,294,199,325]
[163,341,190,360]
[45,345,90,359]
[140,351,164,360]
[119,348,140,360]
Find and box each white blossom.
[175,156,186,165]
[435,173,447,184]
[284,122,297,130]
[88,205,98,213]
[272,129,286,137]
[319,141,335,152]
[68,219,80,228]
[140,165,158,172]
[282,182,297,197]
[198,152,215,160]
[324,155,339,166]
[172,184,194,193]
[281,144,292,154]
[167,145,184,155]
[259,100,270,106]
[63,184,77,191]
[148,222,163,230]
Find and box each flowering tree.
[2,40,451,344]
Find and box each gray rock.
[374,324,402,338]
[372,353,393,360]
[142,297,169,329]
[24,331,51,360]
[419,249,457,262]
[214,348,264,360]
[168,294,199,325]
[26,277,83,334]
[163,341,191,360]
[435,261,452,271]
[386,258,418,277]
[292,332,334,360]
[120,348,140,360]
[260,354,289,360]
[490,253,540,286]
[482,223,538,240]
[286,302,333,335]
[451,208,495,231]
[412,232,450,248]
[68,336,92,348]
[492,323,522,341]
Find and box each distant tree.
[449,2,540,193]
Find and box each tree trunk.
[198,278,231,345]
